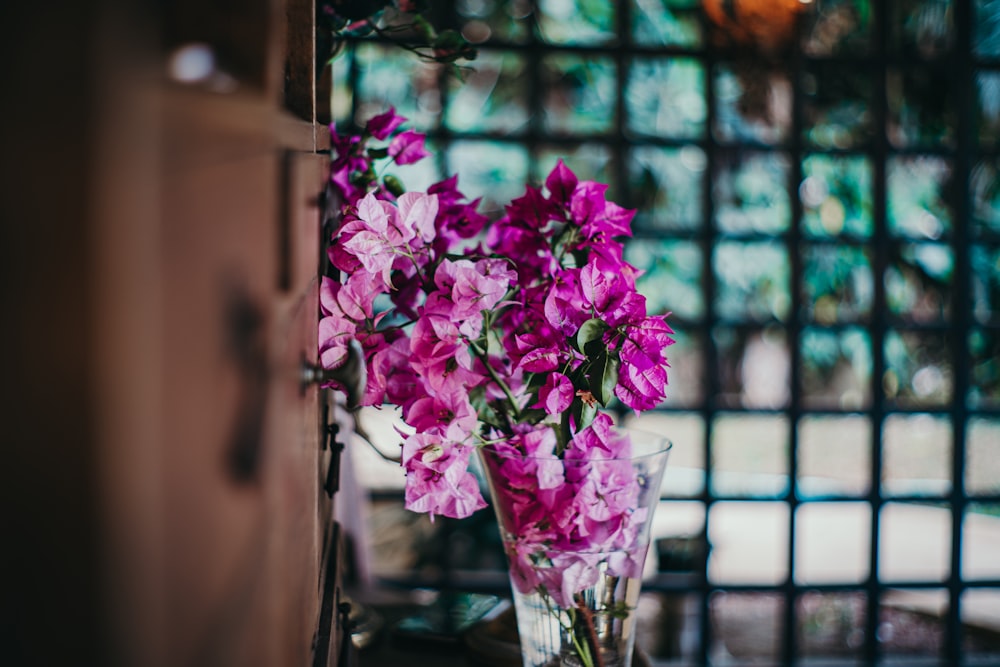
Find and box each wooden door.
[1,2,346,666]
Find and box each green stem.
[543,597,594,667]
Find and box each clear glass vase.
[479,427,671,667]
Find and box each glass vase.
[479,428,671,667]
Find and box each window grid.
[334,2,1000,665]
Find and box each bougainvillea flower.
[401,434,486,520]
[533,372,574,414]
[365,107,407,140]
[321,118,676,602]
[388,129,430,165]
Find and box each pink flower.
[543,270,589,336]
[615,316,675,411]
[397,191,439,244]
[321,113,678,580]
[389,129,430,165]
[365,336,416,407]
[401,435,486,520]
[404,387,478,442]
[534,372,574,414]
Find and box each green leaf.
[589,350,620,406]
[367,147,389,160]
[576,318,608,352]
[383,174,405,196]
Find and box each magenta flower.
[389,129,430,165]
[365,107,407,140]
[322,115,677,570]
[533,372,574,414]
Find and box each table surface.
[351,595,656,667]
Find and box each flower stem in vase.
[574,594,605,667]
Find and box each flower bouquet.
[320,108,675,667]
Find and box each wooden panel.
[266,151,327,665]
[3,3,334,665]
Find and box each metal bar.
[864,1,891,663]
[946,0,976,663]
[698,5,720,661]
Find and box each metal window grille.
[329,1,1000,664]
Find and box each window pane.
[801,155,873,238]
[541,54,617,134]
[963,505,1000,581]
[625,412,706,497]
[880,504,951,582]
[456,0,532,43]
[800,327,872,410]
[330,51,353,125]
[971,246,1000,325]
[798,415,872,497]
[797,592,867,659]
[626,57,706,139]
[536,0,617,45]
[445,141,529,215]
[795,503,871,584]
[711,592,784,660]
[880,589,948,656]
[714,326,791,408]
[802,63,872,149]
[975,0,1000,56]
[802,244,874,323]
[711,414,789,497]
[961,588,1000,663]
[445,50,530,134]
[656,329,704,408]
[970,330,1000,408]
[630,0,701,48]
[629,146,705,231]
[713,152,791,234]
[971,159,1000,236]
[625,239,704,320]
[802,0,872,56]
[890,0,954,59]
[887,67,955,148]
[977,72,1000,149]
[713,63,791,144]
[714,242,791,321]
[355,43,442,130]
[709,504,790,584]
[885,242,953,322]
[887,156,952,238]
[882,414,952,497]
[884,330,954,407]
[966,418,1000,494]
